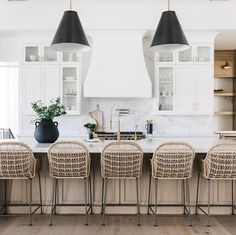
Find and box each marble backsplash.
[21,97,215,138]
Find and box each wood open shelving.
[214,92,236,97]
[214,111,236,116]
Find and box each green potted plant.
[84,123,96,139]
[31,97,66,143]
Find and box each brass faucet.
[110,105,121,141]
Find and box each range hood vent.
[84,31,152,98]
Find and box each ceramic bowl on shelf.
[29,55,38,61]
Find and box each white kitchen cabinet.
[156,51,175,64]
[178,44,213,64]
[156,65,175,114]
[175,65,195,113]
[24,64,60,114]
[155,43,214,115]
[24,65,42,113]
[42,65,60,105]
[22,44,81,115]
[23,44,59,64]
[175,64,213,115]
[195,64,214,114]
[62,51,80,64]
[61,65,81,115]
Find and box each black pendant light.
[51,0,89,52]
[151,0,189,52]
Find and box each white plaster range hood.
[84,31,152,97]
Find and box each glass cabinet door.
[178,47,192,63]
[157,51,174,63]
[62,52,79,63]
[196,46,211,62]
[62,66,79,113]
[24,46,40,62]
[158,67,174,111]
[43,46,58,63]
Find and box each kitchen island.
[2,137,235,215]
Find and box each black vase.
[34,119,59,143]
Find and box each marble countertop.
[2,137,233,154]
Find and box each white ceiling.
[215,31,236,50]
[2,0,234,4]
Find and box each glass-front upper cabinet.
[195,45,211,62]
[43,46,58,63]
[177,44,212,64]
[61,65,81,114]
[157,66,175,112]
[24,46,40,63]
[62,52,79,63]
[178,47,192,63]
[156,51,174,63]
[24,45,59,63]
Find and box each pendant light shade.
[151,10,189,52]
[51,10,89,52]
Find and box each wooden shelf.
[215,77,235,79]
[214,92,236,97]
[214,111,236,116]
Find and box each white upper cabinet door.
[194,45,213,64]
[24,45,40,64]
[178,47,193,64]
[156,51,175,64]
[42,46,59,64]
[175,65,195,113]
[24,65,42,113]
[156,65,175,114]
[177,44,213,64]
[195,64,214,114]
[23,44,59,64]
[42,65,60,105]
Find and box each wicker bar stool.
[195,143,236,227]
[148,142,195,226]
[47,141,92,226]
[0,141,43,225]
[101,141,143,226]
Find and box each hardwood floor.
[0,215,235,235]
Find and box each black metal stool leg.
[38,172,43,214]
[84,177,89,225]
[49,179,56,226]
[29,178,32,226]
[89,176,93,214]
[154,178,158,227]
[232,180,234,215]
[195,172,200,215]
[182,179,186,215]
[101,178,104,214]
[186,179,192,226]
[102,178,107,226]
[207,179,211,227]
[136,178,141,226]
[147,173,152,215]
[54,179,58,214]
[4,179,7,215]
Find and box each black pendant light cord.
[168,0,170,11]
